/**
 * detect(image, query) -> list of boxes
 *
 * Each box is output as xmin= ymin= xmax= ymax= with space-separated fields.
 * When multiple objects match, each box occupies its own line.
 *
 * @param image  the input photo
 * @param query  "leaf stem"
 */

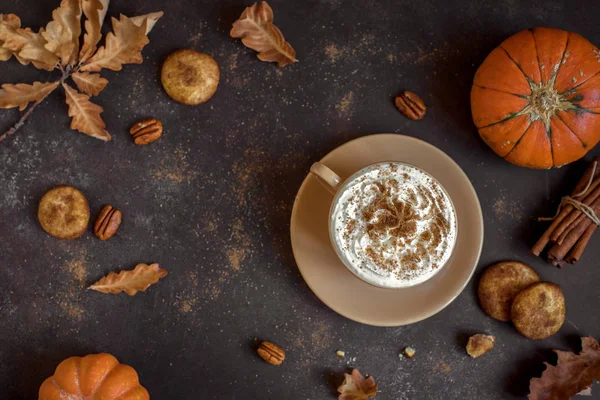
xmin=0 ymin=82 xmax=61 ymax=142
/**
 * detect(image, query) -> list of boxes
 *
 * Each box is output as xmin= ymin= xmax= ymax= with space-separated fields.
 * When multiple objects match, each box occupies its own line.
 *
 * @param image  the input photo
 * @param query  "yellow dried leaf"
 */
xmin=0 ymin=81 xmax=59 ymax=111
xmin=80 ymin=14 xmax=154 ymax=72
xmin=62 ymin=82 xmax=110 ymax=141
xmin=71 ymin=71 xmax=108 ymax=96
xmin=0 ymin=14 xmax=21 ymax=61
xmin=230 ymin=2 xmax=296 ymax=67
xmin=129 ymin=11 xmax=164 ymax=35
xmin=337 ymin=369 xmax=378 ymax=400
xmin=0 ymin=21 xmax=58 ymax=71
xmin=42 ymin=0 xmax=81 ymax=65
xmin=79 ymin=0 xmax=110 ymax=62
xmin=89 ymin=263 xmax=168 ymax=296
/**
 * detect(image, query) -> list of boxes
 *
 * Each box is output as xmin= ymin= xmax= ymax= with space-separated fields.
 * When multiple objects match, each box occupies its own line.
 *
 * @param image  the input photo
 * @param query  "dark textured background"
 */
xmin=1 ymin=0 xmax=600 ymax=399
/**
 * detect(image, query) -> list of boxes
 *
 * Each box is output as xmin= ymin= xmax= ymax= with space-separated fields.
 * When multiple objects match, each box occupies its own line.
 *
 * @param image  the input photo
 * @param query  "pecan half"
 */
xmin=395 ymin=91 xmax=426 ymax=120
xmin=130 ymin=118 xmax=163 ymax=145
xmin=257 ymin=341 xmax=285 ymax=365
xmin=94 ymin=205 xmax=122 ymax=240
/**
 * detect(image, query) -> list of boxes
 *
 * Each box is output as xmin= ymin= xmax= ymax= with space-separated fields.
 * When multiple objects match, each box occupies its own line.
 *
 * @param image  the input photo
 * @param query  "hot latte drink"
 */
xmin=330 ymin=162 xmax=457 ymax=288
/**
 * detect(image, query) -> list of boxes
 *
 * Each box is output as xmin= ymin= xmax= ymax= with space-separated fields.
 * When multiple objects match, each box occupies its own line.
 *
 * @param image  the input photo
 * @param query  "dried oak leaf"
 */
xmin=89 ymin=263 xmax=167 ymax=296
xmin=230 ymin=1 xmax=297 ymax=67
xmin=130 ymin=12 xmax=164 ymax=35
xmin=71 ymin=71 xmax=108 ymax=96
xmin=0 ymin=14 xmax=20 ymax=61
xmin=0 ymin=16 xmax=59 ymax=70
xmin=529 ymin=337 xmax=600 ymax=400
xmin=79 ymin=0 xmax=110 ymax=62
xmin=80 ymin=13 xmax=162 ymax=72
xmin=42 ymin=0 xmax=81 ymax=66
xmin=0 ymin=1 xmax=162 ymax=143
xmin=337 ymin=369 xmax=378 ymax=400
xmin=0 ymin=81 xmax=59 ymax=111
xmin=62 ymin=82 xmax=110 ymax=141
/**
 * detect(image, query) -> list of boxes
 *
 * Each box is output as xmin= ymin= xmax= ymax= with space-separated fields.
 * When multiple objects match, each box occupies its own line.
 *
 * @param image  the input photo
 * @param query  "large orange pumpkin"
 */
xmin=471 ymin=27 xmax=600 ymax=168
xmin=38 ymin=353 xmax=149 ymax=400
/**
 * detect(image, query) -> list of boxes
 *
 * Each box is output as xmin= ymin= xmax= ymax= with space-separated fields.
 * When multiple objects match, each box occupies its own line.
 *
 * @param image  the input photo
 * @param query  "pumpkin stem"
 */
xmin=520 ymin=81 xmax=574 ymax=129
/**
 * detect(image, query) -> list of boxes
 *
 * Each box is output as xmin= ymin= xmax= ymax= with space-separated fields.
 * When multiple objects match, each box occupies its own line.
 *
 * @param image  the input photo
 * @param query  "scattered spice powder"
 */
xmin=335 ymin=91 xmax=354 ymax=117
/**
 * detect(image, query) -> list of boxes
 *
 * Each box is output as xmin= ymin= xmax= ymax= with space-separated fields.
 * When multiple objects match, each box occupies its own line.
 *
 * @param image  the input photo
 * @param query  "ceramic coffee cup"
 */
xmin=310 ymin=161 xmax=458 ymax=289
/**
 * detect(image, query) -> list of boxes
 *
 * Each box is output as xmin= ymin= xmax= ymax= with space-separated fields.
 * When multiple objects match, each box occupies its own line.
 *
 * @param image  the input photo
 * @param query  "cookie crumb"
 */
xmin=402 ymin=346 xmax=416 ymax=359
xmin=466 ymin=334 xmax=495 ymax=358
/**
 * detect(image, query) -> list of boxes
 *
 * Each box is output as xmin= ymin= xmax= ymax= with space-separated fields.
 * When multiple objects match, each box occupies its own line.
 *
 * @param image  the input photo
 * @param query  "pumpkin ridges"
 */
xmin=532 ymin=27 xmax=569 ymax=84
xmin=549 ymin=116 xmax=588 ymax=167
xmin=473 ymin=46 xmax=532 ymax=95
xmin=565 ymin=70 xmax=600 ymax=109
xmin=94 ymin=364 xmax=143 ymax=399
xmin=530 ymin=28 xmax=545 ymax=85
xmin=558 ymin=110 xmax=600 ymax=149
xmin=472 ymin=84 xmax=528 ymax=98
xmin=504 ymin=120 xmax=553 ymax=168
xmin=52 ymin=356 xmax=83 ymax=396
xmin=80 ymin=353 xmax=120 ymax=397
xmin=545 ymin=34 xmax=570 ymax=91
xmin=38 ymin=378 xmax=64 ymax=400
xmin=500 ymin=29 xmax=541 ymax=84
xmin=471 ymin=85 xmax=529 ymax=128
xmin=500 ymin=47 xmax=535 ymax=86
xmin=477 ymin=114 xmax=531 ymax=157
xmin=555 ymin=32 xmax=600 ymax=94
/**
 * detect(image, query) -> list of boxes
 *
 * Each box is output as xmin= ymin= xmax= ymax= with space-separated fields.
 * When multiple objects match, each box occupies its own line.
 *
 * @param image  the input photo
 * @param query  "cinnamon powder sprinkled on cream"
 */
xmin=331 ymin=163 xmax=456 ymax=288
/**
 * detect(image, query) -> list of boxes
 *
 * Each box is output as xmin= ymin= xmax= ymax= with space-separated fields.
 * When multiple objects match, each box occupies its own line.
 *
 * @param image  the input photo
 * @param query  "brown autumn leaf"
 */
xmin=42 ymin=0 xmax=81 ymax=66
xmin=89 ymin=263 xmax=168 ymax=296
xmin=0 ymin=17 xmax=59 ymax=71
xmin=62 ymin=82 xmax=110 ymax=141
xmin=0 ymin=81 xmax=59 ymax=111
xmin=0 ymin=14 xmax=20 ymax=61
xmin=130 ymin=12 xmax=164 ymax=35
xmin=0 ymin=1 xmax=163 ymax=143
xmin=79 ymin=0 xmax=110 ymax=62
xmin=337 ymin=369 xmax=378 ymax=400
xmin=230 ymin=2 xmax=297 ymax=67
xmin=80 ymin=13 xmax=160 ymax=72
xmin=71 ymin=71 xmax=108 ymax=96
xmin=529 ymin=337 xmax=600 ymax=400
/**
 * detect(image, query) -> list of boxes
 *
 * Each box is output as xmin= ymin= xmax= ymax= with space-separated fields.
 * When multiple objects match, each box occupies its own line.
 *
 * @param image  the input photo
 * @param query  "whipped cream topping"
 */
xmin=330 ymin=162 xmax=457 ymax=288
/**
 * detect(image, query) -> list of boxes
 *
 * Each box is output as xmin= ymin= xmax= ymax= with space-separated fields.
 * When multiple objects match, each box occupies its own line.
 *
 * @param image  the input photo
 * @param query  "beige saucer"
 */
xmin=290 ymin=134 xmax=484 ymax=326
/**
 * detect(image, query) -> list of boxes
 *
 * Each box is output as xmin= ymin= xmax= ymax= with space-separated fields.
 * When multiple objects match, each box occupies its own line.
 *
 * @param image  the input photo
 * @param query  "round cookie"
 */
xmin=477 ymin=261 xmax=540 ymax=321
xmin=511 ymin=282 xmax=566 ymax=340
xmin=38 ymin=186 xmax=90 ymax=240
xmin=161 ymin=49 xmax=220 ymax=105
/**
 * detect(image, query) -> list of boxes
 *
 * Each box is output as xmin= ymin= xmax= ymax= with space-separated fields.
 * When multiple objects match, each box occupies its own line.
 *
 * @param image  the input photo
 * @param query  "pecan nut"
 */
xmin=257 ymin=341 xmax=285 ymax=365
xmin=94 ymin=205 xmax=122 ymax=240
xmin=395 ymin=91 xmax=426 ymax=120
xmin=130 ymin=118 xmax=163 ymax=145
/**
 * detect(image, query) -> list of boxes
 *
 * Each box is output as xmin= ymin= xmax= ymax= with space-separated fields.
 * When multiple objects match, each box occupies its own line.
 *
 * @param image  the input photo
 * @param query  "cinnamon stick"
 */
xmin=547 ymin=197 xmax=600 ymax=264
xmin=556 ymin=212 xmax=588 ymax=245
xmin=550 ymin=177 xmax=600 ymax=243
xmin=566 ymin=223 xmax=597 ymax=263
xmin=531 ymin=157 xmax=600 ymax=256
xmin=531 ymin=209 xmax=571 ymax=256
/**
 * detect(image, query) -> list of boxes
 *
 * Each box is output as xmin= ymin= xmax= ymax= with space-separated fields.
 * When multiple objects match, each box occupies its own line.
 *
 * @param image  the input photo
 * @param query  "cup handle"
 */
xmin=310 ymin=162 xmax=342 ymax=195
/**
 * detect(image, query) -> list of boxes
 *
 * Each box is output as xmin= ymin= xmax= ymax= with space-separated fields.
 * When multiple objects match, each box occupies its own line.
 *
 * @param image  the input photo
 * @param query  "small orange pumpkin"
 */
xmin=471 ymin=27 xmax=600 ymax=168
xmin=38 ymin=353 xmax=149 ymax=400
